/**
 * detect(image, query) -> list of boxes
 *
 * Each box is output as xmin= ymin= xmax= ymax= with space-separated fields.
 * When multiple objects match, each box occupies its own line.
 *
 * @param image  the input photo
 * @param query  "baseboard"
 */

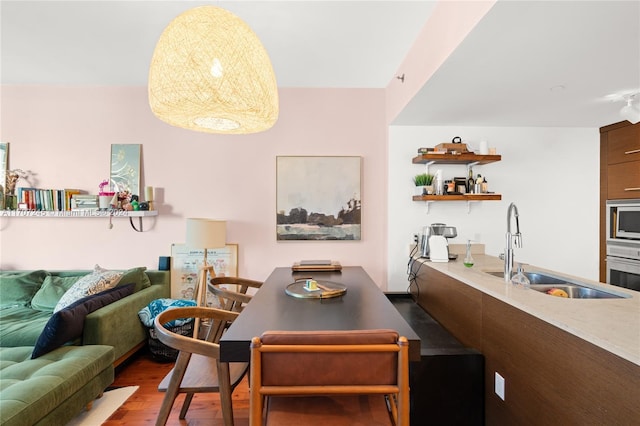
xmin=113 ymin=342 xmax=145 ymax=368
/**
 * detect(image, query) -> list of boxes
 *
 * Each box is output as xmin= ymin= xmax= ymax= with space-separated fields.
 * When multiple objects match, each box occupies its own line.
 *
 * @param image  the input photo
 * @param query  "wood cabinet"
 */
xmin=607 ymin=124 xmax=640 ymax=165
xmin=599 ymin=121 xmax=640 ymax=281
xmin=605 ymin=123 xmax=640 ymax=198
xmin=608 ymin=161 xmax=640 ymax=199
xmin=411 ymin=262 xmax=640 ymax=425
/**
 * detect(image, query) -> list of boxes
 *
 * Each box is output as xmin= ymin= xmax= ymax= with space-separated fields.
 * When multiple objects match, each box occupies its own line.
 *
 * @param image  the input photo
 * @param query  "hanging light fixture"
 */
xmin=148 ymin=6 xmax=279 ymax=134
xmin=620 ymin=93 xmax=640 ymax=125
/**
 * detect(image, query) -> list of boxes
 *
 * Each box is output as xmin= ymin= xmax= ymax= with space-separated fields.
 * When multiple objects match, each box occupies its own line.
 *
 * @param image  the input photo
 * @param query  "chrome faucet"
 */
xmin=504 ymin=202 xmax=522 ymax=283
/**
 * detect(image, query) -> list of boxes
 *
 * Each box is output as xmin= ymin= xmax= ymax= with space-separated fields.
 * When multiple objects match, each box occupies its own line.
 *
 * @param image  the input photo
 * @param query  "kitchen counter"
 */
xmin=414 ymin=254 xmax=639 ymax=366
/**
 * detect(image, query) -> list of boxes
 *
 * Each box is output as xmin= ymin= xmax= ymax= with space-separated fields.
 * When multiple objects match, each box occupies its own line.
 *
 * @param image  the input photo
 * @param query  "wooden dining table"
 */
xmin=219 ymin=266 xmax=421 ymax=362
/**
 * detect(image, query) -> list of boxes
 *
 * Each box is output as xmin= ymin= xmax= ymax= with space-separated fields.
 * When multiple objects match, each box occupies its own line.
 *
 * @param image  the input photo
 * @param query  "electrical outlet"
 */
xmin=413 ymin=234 xmax=419 ymax=243
xmin=495 ymin=372 xmax=505 ymax=401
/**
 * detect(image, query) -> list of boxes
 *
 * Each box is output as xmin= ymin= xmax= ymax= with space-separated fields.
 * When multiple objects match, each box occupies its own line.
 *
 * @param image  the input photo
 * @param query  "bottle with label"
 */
xmin=481 ymin=176 xmax=488 ymax=193
xmin=474 ymin=174 xmax=483 ymax=194
xmin=467 ymin=168 xmax=475 ymax=193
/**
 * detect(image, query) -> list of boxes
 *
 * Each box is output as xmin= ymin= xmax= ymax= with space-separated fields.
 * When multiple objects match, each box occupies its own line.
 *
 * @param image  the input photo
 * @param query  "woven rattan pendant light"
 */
xmin=148 ymin=6 xmax=278 ymax=134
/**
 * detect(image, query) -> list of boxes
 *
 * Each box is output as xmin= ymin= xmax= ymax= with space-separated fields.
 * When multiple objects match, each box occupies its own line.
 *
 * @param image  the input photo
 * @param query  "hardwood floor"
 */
xmin=103 ymin=350 xmax=250 ymax=425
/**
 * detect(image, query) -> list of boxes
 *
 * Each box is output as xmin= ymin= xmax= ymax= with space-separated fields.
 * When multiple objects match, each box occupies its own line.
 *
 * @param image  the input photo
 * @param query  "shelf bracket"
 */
xmin=425 ymin=201 xmax=432 ymax=214
xmin=466 ymin=161 xmax=479 ymax=174
xmin=424 ymin=160 xmax=436 ymax=175
xmin=129 ymin=216 xmax=144 ymax=232
xmin=466 ymin=201 xmax=472 ymax=214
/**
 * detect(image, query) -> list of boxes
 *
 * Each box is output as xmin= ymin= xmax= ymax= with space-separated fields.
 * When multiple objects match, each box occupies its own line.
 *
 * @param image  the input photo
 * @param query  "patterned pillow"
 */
xmin=53 ymin=265 xmax=123 ymax=313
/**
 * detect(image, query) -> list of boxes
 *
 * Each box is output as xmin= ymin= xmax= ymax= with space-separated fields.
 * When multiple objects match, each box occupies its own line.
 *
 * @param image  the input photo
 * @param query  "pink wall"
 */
xmin=0 ymin=86 xmax=390 ymax=288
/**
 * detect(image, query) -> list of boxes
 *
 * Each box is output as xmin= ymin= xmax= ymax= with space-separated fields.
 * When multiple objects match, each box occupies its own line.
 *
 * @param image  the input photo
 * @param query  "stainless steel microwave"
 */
xmin=607 ymin=200 xmax=640 ymax=241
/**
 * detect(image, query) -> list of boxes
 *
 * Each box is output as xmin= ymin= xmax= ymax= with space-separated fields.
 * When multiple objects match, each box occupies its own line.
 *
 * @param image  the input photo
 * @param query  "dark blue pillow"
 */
xmin=31 ymin=283 xmax=135 ymax=358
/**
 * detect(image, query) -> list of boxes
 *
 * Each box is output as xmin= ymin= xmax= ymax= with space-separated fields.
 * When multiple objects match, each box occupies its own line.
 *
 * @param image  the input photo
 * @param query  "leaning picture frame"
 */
xmin=110 ymin=143 xmax=141 ymax=198
xmin=170 ymin=243 xmax=239 ymax=306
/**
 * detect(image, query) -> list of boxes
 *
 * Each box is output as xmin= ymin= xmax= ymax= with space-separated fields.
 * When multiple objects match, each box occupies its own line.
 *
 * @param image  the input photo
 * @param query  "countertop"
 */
xmin=414 ymin=254 xmax=640 ymax=366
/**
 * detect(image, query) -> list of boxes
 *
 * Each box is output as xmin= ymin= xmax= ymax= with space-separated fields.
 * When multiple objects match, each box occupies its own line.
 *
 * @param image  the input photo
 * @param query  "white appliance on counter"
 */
xmin=419 ymin=223 xmax=458 ymax=262
xmin=606 ymin=199 xmax=640 ymax=291
xmin=428 ymin=235 xmax=450 ymax=262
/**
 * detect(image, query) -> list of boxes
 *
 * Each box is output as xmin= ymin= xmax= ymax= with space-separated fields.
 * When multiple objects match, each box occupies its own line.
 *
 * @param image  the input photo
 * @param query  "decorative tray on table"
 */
xmin=285 ymin=279 xmax=347 ymax=299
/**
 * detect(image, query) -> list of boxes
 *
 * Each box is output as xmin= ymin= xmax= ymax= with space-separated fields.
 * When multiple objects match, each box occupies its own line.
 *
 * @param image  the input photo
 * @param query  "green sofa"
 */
xmin=0 ymin=268 xmax=171 ymax=425
xmin=0 ymin=345 xmax=114 ymax=426
xmin=0 ymin=269 xmax=171 ymax=364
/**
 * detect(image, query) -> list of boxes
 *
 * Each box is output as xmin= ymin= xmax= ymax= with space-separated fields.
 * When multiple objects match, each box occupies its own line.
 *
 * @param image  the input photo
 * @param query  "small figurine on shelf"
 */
xmin=118 ymin=190 xmax=132 ymax=211
xmin=130 ymin=195 xmax=140 ymax=211
xmin=109 ymin=192 xmax=119 ymax=209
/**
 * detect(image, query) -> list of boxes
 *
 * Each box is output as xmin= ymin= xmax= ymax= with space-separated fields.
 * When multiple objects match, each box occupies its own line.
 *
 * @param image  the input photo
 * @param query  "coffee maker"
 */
xmin=419 ymin=223 xmax=458 ymax=261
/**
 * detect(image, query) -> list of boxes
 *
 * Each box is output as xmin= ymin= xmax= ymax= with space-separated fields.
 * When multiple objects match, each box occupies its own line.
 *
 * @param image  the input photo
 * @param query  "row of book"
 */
xmin=15 ymin=187 xmax=99 ymax=211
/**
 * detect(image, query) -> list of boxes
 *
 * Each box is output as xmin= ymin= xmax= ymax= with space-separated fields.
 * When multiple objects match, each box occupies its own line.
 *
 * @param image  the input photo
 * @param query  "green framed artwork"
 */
xmin=110 ymin=144 xmax=141 ymax=197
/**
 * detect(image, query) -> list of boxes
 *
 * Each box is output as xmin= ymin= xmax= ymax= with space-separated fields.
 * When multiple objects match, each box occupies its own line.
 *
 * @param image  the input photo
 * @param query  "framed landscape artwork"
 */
xmin=276 ymin=156 xmax=361 ymax=240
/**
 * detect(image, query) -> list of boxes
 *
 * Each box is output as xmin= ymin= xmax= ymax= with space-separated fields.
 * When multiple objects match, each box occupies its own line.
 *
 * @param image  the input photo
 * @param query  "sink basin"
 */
xmin=484 ymin=271 xmax=566 ymax=285
xmin=483 ymin=271 xmax=630 ymax=299
xmin=530 ymin=284 xmax=625 ymax=299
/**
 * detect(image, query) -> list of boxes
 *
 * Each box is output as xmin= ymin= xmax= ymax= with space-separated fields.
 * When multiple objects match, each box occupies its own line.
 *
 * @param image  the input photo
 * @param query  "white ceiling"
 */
xmin=1 ymin=0 xmax=639 ymax=128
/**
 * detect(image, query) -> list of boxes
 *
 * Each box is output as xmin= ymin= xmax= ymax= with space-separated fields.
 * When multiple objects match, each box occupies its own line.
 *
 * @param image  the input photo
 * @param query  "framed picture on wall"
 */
xmin=110 ymin=144 xmax=141 ymax=198
xmin=276 ymin=156 xmax=361 ymax=240
xmin=170 ymin=243 xmax=239 ymax=306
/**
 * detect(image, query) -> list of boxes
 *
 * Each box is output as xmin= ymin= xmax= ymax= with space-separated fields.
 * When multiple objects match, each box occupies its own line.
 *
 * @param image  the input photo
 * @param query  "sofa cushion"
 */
xmin=30 ymin=275 xmax=82 ymax=312
xmin=53 ymin=265 xmax=123 ymax=313
xmin=32 ymin=284 xmax=135 ymax=358
xmin=0 ymin=270 xmax=49 ymax=308
xmin=0 ymin=345 xmax=114 ymax=426
xmin=117 ymin=266 xmax=152 ymax=293
xmin=0 ymin=306 xmax=52 ymax=347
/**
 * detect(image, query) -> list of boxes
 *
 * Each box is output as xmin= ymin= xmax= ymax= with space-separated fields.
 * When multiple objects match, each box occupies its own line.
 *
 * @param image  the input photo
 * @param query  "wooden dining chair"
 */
xmin=209 ymin=276 xmax=263 ymax=313
xmin=154 ymin=306 xmax=249 ymax=426
xmin=249 ymin=329 xmax=410 ymax=426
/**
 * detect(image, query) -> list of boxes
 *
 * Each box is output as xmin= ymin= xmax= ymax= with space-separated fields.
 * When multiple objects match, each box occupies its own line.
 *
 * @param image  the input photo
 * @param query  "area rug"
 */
xmin=67 ymin=386 xmax=138 ymax=426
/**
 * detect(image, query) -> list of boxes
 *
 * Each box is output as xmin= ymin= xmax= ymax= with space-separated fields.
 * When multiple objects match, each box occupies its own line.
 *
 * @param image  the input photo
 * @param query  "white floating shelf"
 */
xmin=1 ymin=210 xmax=158 ymax=218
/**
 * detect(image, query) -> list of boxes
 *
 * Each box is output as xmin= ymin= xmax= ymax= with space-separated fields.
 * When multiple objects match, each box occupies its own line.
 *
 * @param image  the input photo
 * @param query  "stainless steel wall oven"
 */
xmin=606 ymin=199 xmax=640 ymax=291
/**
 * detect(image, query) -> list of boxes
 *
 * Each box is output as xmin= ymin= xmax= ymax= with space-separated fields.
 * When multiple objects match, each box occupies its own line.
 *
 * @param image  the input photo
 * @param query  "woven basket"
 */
xmin=147 ymin=322 xmax=194 ymax=362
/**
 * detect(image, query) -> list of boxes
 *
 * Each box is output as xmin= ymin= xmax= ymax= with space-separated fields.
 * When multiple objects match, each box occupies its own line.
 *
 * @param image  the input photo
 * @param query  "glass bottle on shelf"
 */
xmin=463 ymin=240 xmax=474 ymax=267
xmin=467 ymin=168 xmax=474 ymax=193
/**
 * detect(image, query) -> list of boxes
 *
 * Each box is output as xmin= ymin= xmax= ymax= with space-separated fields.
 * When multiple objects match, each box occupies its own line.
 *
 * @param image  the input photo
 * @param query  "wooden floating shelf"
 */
xmin=412 ymin=194 xmax=502 ymax=201
xmin=412 ymin=153 xmax=501 ymax=165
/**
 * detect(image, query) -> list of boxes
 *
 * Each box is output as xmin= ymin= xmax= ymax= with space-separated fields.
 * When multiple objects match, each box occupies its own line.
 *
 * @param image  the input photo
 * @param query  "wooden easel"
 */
xmin=192 ymin=262 xmax=214 ymax=339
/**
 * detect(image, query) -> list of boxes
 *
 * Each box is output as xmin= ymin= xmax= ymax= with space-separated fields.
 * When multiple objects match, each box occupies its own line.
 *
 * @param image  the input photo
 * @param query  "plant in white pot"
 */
xmin=413 ymin=173 xmax=434 ymax=195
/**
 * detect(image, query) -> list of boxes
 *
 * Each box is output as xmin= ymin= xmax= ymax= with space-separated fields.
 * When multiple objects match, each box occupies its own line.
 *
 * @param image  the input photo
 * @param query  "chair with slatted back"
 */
xmin=249 ymin=329 xmax=410 ymax=426
xmin=209 ymin=276 xmax=263 ymax=313
xmin=154 ymin=306 xmax=249 ymax=426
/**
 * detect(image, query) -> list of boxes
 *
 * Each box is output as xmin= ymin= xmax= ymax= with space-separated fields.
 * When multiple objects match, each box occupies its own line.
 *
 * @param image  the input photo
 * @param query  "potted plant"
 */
xmin=413 ymin=173 xmax=434 ymax=195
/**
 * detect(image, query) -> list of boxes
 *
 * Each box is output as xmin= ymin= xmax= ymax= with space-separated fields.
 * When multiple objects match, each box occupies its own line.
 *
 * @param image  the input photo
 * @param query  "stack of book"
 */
xmin=70 ymin=194 xmax=99 ymax=211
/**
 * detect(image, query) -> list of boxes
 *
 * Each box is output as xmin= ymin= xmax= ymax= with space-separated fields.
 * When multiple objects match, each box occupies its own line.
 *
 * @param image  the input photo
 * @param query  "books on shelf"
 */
xmin=15 ymin=187 xmax=88 ymax=211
